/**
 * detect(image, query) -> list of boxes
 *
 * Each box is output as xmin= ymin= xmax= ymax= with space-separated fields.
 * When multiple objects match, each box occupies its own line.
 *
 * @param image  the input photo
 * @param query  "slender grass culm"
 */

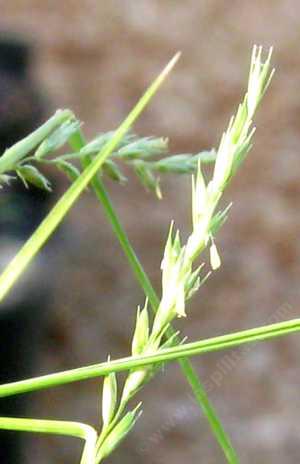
xmin=0 ymin=46 xmax=298 ymax=463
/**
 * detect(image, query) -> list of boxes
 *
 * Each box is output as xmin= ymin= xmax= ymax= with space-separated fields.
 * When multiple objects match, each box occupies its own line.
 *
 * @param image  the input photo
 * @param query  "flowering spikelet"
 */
xmin=97 ymin=46 xmax=274 ymax=464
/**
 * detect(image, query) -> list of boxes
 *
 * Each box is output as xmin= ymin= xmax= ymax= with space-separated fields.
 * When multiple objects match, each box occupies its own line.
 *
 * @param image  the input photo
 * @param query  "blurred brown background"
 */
xmin=1 ymin=1 xmax=300 ymax=463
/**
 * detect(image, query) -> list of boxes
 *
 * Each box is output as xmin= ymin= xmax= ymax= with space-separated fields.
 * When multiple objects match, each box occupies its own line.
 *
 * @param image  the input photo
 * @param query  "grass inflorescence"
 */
xmin=0 ymin=46 xmax=297 ymax=464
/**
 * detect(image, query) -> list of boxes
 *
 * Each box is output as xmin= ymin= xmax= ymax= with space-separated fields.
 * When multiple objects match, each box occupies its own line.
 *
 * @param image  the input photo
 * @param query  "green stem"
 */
xmin=69 ymin=132 xmax=158 ymax=307
xmin=0 ymin=417 xmax=97 ymax=464
xmin=68 ymin=130 xmax=239 ymax=463
xmin=0 ymin=318 xmax=299 ymax=398
xmin=0 ymin=416 xmax=95 ymax=439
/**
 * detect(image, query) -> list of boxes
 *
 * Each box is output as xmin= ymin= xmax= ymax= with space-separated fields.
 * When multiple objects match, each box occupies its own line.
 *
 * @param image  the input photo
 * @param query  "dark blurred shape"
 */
xmin=0 ymin=34 xmax=50 ymax=463
xmin=0 ymin=37 xmax=29 ymax=78
xmin=0 ymin=34 xmax=49 ymax=238
xmin=0 ymin=35 xmax=44 ymax=154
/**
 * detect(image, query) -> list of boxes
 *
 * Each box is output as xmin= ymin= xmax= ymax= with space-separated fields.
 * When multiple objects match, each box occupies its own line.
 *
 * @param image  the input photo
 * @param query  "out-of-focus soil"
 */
xmin=2 ymin=2 xmax=300 ymax=463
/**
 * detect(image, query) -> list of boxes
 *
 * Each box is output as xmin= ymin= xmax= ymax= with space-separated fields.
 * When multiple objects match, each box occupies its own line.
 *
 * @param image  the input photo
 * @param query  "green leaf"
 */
xmin=102 ymin=372 xmax=118 ymax=427
xmin=117 ymin=136 xmax=168 ymax=160
xmin=0 ymin=109 xmax=74 ymax=175
xmin=133 ymin=160 xmax=161 ymax=198
xmin=97 ymin=405 xmax=141 ymax=462
xmin=34 ymin=120 xmax=81 ymax=159
xmin=131 ymin=301 xmax=150 ymax=355
xmin=79 ymin=132 xmax=134 ymax=157
xmin=185 ymin=264 xmax=204 ymax=300
xmin=56 ymin=160 xmax=81 ymax=182
xmin=102 ymin=159 xmax=127 ymax=183
xmin=209 ymin=203 xmax=232 ymax=236
xmin=16 ymin=165 xmax=52 ymax=191
xmin=155 ymin=154 xmax=193 ymax=173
